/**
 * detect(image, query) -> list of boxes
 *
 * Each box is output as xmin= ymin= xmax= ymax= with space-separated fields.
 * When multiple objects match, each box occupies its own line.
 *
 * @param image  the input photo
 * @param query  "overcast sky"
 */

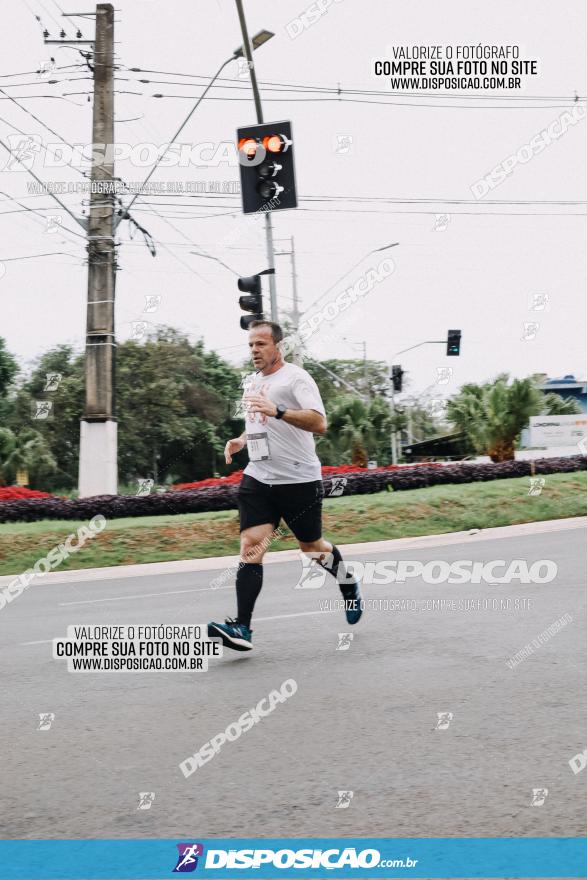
xmin=1 ymin=0 xmax=586 ymax=399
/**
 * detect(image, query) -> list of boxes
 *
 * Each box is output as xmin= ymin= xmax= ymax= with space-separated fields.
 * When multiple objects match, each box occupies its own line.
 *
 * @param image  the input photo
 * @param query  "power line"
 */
xmin=0 ymin=76 xmax=92 ymax=88
xmin=0 ymin=189 xmax=87 ymax=245
xmin=36 ymin=0 xmax=64 ymax=31
xmin=0 ymin=250 xmax=80 ymax=262
xmin=0 ymin=134 xmax=84 ymax=229
xmin=122 ymin=67 xmax=585 ymax=103
xmin=112 ymin=89 xmax=577 ymax=110
xmin=123 ymin=54 xmax=236 ymax=214
xmin=0 ymin=64 xmax=84 ymax=78
xmin=0 ymin=110 xmax=90 ymax=180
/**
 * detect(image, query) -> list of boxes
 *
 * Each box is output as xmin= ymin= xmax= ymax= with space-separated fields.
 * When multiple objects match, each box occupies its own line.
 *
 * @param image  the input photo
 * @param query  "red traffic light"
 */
xmin=262 ymin=133 xmax=290 ymax=153
xmin=238 ymin=137 xmax=259 ymax=160
xmin=236 ymin=121 xmax=297 ymax=213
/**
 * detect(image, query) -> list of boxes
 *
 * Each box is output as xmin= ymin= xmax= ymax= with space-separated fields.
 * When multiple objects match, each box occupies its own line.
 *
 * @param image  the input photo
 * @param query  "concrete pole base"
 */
xmin=78 ymin=420 xmax=118 ymax=498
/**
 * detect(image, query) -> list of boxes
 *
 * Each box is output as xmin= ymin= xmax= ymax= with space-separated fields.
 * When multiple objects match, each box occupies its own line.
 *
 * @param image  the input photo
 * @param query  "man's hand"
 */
xmin=244 ymin=387 xmax=277 ymax=418
xmin=224 ymin=436 xmax=245 ymax=464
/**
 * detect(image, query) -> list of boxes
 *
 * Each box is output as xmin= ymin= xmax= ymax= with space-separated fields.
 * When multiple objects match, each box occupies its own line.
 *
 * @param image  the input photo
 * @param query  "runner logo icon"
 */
xmin=173 ymin=843 xmax=204 ymax=872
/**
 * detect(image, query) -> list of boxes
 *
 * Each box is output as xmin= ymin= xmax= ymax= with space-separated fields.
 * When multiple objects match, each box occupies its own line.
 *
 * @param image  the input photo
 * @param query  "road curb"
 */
xmin=1 ymin=515 xmax=586 ymax=587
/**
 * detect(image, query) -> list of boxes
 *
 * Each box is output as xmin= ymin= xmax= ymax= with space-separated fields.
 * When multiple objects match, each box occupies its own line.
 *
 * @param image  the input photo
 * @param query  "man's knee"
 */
xmin=240 ymin=532 xmax=270 ymax=562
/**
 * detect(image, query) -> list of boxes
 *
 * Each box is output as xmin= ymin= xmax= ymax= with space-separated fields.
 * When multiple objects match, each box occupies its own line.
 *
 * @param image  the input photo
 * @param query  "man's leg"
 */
xmin=279 ymin=479 xmax=362 ymax=624
xmin=297 ymin=537 xmax=351 ymax=586
xmin=298 ymin=537 xmax=363 ymax=625
xmin=207 ymin=522 xmax=276 ymax=651
xmin=236 ymin=523 xmax=275 ymax=627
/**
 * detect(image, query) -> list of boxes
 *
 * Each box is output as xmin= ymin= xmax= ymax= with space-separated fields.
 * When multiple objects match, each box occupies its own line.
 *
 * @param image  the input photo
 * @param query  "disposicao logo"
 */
xmin=173 ymin=843 xmax=204 ymax=872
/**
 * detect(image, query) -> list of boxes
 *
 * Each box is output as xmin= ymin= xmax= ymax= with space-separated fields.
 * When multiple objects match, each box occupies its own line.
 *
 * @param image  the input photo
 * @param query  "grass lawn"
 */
xmin=1 ymin=471 xmax=586 ymax=576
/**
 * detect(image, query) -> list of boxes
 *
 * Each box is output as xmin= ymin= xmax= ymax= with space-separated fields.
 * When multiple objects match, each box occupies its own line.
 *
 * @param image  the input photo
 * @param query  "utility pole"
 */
xmin=390 ymin=393 xmax=398 ymax=465
xmin=360 ymin=341 xmax=368 ymax=390
xmin=406 ymin=406 xmax=413 ymax=445
xmin=274 ymin=237 xmax=302 ymax=365
xmin=290 ymin=236 xmax=300 ymax=331
xmin=289 ymin=236 xmax=302 ymax=366
xmin=234 ymin=0 xmax=278 ymax=322
xmin=78 ymin=2 xmax=117 ymax=497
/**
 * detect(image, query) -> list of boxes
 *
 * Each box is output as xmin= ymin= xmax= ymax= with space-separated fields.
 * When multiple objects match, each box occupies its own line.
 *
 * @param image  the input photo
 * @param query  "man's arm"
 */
xmin=244 ymin=393 xmax=326 ymax=434
xmin=224 ymin=431 xmax=248 ymax=464
xmin=281 ymin=408 xmax=327 ymax=434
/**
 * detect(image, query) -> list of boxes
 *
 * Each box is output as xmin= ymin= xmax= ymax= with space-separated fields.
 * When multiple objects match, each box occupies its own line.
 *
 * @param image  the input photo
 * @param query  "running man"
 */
xmin=207 ymin=320 xmax=363 ymax=651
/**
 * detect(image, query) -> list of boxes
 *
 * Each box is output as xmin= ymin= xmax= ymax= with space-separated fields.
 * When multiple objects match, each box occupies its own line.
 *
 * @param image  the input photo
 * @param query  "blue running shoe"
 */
xmin=208 ymin=617 xmax=253 ymax=652
xmin=340 ymin=580 xmax=363 ymax=625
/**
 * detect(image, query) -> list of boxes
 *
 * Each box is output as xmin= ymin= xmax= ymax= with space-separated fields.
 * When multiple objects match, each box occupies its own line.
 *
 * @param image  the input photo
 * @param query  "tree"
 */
xmin=2 ymin=330 xmax=244 ymax=489
xmin=446 ymin=374 xmax=581 ymax=462
xmin=5 ymin=344 xmax=84 ymax=489
xmin=317 ymin=395 xmax=393 ymax=466
xmin=0 ymin=427 xmax=56 ymax=486
xmin=115 ymin=328 xmax=242 ymax=485
xmin=0 ymin=338 xmax=19 ymax=423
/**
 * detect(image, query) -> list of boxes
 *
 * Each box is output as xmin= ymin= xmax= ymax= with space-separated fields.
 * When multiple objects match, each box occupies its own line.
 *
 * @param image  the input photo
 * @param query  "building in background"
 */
xmin=538 ymin=375 xmax=587 ymax=412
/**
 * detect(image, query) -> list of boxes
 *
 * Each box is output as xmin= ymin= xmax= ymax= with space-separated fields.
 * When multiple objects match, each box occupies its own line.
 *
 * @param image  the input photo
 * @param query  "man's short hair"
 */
xmin=249 ymin=320 xmax=284 ymax=344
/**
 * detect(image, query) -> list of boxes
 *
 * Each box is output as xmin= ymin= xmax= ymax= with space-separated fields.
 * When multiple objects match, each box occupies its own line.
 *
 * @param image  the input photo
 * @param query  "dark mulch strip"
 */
xmin=1 ymin=456 xmax=586 ymax=524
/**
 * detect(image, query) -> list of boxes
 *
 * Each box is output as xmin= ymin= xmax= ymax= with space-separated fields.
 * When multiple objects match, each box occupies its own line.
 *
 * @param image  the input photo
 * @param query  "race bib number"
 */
xmin=247 ymin=432 xmax=271 ymax=461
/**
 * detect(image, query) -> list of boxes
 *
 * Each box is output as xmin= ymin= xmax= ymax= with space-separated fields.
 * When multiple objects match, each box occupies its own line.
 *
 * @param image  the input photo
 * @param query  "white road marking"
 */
xmin=58 ymin=583 xmax=232 ymax=606
xmin=254 ymin=610 xmax=329 ymax=622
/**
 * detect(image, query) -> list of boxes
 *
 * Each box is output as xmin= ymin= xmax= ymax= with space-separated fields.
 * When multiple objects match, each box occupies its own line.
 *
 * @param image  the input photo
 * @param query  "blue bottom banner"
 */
xmin=1 ymin=838 xmax=587 ymax=879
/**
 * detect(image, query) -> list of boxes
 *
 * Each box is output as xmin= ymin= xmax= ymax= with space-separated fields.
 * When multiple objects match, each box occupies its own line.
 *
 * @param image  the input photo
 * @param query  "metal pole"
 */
xmin=264 ymin=215 xmax=278 ymax=323
xmin=362 ymin=341 xmax=368 ymax=391
xmin=233 ymin=0 xmax=278 ymax=322
xmin=78 ymin=2 xmax=117 ymax=497
xmin=390 ymin=391 xmax=398 ymax=465
xmin=290 ymin=235 xmax=302 ymax=366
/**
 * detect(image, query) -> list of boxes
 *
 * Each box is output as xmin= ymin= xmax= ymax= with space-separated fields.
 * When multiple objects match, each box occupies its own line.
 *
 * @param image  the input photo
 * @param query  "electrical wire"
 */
xmin=122 ymin=67 xmax=585 ymax=103
xmin=0 ymin=134 xmax=84 ymax=230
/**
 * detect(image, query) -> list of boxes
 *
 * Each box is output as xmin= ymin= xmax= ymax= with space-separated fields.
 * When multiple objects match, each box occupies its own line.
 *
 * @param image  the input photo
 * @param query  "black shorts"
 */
xmin=238 ymin=474 xmax=324 ymax=543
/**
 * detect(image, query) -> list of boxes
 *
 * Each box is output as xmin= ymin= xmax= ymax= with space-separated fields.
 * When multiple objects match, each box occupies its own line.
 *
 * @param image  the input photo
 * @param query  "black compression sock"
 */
xmin=316 ymin=545 xmax=356 ymax=591
xmin=236 ymin=562 xmax=263 ymax=628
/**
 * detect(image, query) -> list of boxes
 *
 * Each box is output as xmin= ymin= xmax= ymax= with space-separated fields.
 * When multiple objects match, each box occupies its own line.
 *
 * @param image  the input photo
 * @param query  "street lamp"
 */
xmin=233 ymin=29 xmax=274 ymax=57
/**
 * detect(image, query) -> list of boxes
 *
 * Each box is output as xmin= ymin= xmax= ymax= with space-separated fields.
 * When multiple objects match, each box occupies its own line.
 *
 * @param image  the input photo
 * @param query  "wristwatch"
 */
xmin=274 ymin=404 xmax=287 ymax=420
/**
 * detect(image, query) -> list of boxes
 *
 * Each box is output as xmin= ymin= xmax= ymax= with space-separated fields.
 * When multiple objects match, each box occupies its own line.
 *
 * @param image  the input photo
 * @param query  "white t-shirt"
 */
xmin=241 ymin=362 xmax=326 ymax=484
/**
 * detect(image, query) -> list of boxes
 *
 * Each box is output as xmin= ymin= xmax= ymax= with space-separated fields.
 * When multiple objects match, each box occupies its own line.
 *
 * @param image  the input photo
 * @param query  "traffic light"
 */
xmin=391 ymin=364 xmax=404 ymax=393
xmin=236 ymin=120 xmax=297 ymax=214
xmin=446 ymin=329 xmax=462 ymax=356
xmin=238 ymin=274 xmax=263 ymax=330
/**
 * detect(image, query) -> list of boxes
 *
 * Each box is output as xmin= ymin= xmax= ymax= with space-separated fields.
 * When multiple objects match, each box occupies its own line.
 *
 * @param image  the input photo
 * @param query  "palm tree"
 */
xmin=0 ymin=428 xmax=56 ymax=486
xmin=446 ymin=374 xmax=581 ymax=462
xmin=320 ymin=396 xmax=390 ymax=466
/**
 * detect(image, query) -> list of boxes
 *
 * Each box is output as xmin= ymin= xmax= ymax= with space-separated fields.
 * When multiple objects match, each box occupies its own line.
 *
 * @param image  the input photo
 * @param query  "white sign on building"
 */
xmin=529 ymin=414 xmax=587 ymax=447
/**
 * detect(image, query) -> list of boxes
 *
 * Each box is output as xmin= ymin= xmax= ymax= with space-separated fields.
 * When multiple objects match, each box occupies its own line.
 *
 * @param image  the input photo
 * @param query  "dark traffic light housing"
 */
xmin=237 ymin=121 xmax=297 ymax=214
xmin=446 ymin=329 xmax=462 ymax=356
xmin=391 ymin=364 xmax=404 ymax=393
xmin=238 ymin=274 xmax=263 ymax=330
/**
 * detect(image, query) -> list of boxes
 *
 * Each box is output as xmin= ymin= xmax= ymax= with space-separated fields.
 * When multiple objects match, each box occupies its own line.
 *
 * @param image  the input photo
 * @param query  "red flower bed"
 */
xmin=0 ymin=486 xmax=54 ymax=501
xmin=172 ymin=462 xmax=442 ymax=491
xmin=172 ymin=471 xmax=245 ymax=491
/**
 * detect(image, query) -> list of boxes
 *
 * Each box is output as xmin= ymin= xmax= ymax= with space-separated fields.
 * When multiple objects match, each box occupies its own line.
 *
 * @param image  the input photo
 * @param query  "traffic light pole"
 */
xmin=78 ymin=2 xmax=117 ymax=498
xmin=389 ymin=392 xmax=398 ymax=466
xmin=234 ymin=0 xmax=278 ymax=323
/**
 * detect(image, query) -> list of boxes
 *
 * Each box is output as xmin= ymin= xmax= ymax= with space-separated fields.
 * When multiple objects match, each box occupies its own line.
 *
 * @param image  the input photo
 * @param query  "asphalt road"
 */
xmin=1 ymin=522 xmax=586 ymax=842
